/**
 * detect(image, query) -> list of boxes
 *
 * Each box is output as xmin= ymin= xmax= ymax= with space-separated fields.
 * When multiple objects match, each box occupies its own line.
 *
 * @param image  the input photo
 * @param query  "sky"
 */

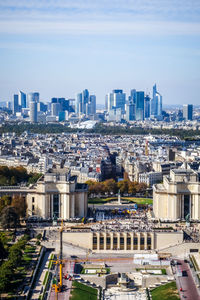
xmin=0 ymin=0 xmax=200 ymax=105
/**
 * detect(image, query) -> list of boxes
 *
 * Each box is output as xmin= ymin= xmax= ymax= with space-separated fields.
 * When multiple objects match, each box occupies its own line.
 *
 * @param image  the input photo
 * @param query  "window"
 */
xmin=32 ymin=197 xmax=35 ymax=203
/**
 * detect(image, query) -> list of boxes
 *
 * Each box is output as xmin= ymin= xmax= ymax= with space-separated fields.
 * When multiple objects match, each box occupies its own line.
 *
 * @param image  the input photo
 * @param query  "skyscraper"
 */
xmin=30 ymin=101 xmax=37 ymax=123
xmin=150 ymin=84 xmax=162 ymax=117
xmin=106 ymin=90 xmax=126 ymax=114
xmin=126 ymin=100 xmax=135 ymax=122
xmin=144 ymin=95 xmax=151 ymax=119
xmin=183 ymin=104 xmax=193 ymax=121
xmin=106 ymin=93 xmax=114 ymax=112
xmin=88 ymin=95 xmax=96 ymax=115
xmin=13 ymin=94 xmax=19 ymax=115
xmin=135 ymin=91 xmax=144 ymax=120
xmin=76 ymin=93 xmax=82 ymax=115
xmin=18 ymin=91 xmax=26 ymax=108
xmin=27 ymin=92 xmax=39 ymax=108
xmin=113 ymin=89 xmax=126 ymax=113
xmin=76 ymin=89 xmax=90 ymax=115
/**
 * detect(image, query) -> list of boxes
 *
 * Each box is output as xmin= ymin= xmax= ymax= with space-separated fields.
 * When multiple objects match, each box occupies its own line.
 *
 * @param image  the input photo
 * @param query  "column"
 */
xmin=104 ymin=233 xmax=107 ymax=251
xmin=137 ymin=233 xmax=140 ymax=250
xmin=124 ymin=233 xmax=127 ymax=251
xmin=97 ymin=233 xmax=100 ymax=250
xmin=71 ymin=195 xmax=75 ymax=218
xmin=144 ymin=233 xmax=147 ymax=251
xmin=151 ymin=233 xmax=155 ymax=250
xmin=110 ymin=233 xmax=113 ymax=250
xmin=117 ymin=233 xmax=120 ymax=251
xmin=131 ymin=232 xmax=133 ymax=251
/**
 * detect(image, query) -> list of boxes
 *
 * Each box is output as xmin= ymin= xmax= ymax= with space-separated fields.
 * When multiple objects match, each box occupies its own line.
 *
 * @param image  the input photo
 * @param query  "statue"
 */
xmin=118 ymin=189 xmax=121 ymax=205
xmin=185 ymin=213 xmax=190 ymax=223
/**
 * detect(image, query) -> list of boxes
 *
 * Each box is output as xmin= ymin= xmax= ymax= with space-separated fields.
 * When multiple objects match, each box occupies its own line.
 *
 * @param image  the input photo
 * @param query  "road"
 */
xmin=174 ymin=259 xmax=200 ymax=300
xmin=48 ymin=259 xmax=75 ymax=300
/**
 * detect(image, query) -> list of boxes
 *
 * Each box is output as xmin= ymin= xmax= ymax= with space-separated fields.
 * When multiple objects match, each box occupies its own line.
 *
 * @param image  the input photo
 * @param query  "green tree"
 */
xmin=0 ymin=206 xmax=19 ymax=229
xmin=0 ymin=240 xmax=6 ymax=260
xmin=0 ymin=261 xmax=13 ymax=292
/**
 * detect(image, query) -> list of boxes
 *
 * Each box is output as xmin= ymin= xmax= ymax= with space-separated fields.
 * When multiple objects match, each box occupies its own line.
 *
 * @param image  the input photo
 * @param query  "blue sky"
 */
xmin=0 ymin=0 xmax=200 ymax=105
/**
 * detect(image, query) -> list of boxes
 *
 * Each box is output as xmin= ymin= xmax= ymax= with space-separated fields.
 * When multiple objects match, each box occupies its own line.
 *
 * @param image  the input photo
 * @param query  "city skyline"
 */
xmin=0 ymin=1 xmax=200 ymax=104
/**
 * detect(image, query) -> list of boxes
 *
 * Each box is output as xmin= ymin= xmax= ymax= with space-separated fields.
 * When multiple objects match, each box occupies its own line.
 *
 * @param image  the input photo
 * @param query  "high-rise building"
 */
xmin=88 ymin=95 xmax=96 ymax=115
xmin=144 ymin=95 xmax=151 ymax=119
xmin=183 ymin=104 xmax=193 ymax=121
xmin=27 ymin=92 xmax=39 ymax=108
xmin=150 ymin=84 xmax=162 ymax=117
xmin=126 ymin=100 xmax=135 ymax=122
xmin=76 ymin=93 xmax=82 ymax=115
xmin=76 ymin=89 xmax=89 ymax=115
xmin=30 ymin=101 xmax=37 ymax=123
xmin=106 ymin=89 xmax=126 ymax=114
xmin=13 ymin=94 xmax=19 ymax=115
xmin=130 ymin=89 xmax=136 ymax=103
xmin=18 ymin=91 xmax=26 ymax=108
xmin=113 ymin=89 xmax=126 ymax=113
xmin=82 ymin=89 xmax=89 ymax=114
xmin=106 ymin=93 xmax=114 ymax=112
xmin=135 ymin=91 xmax=144 ymax=120
xmin=51 ymin=103 xmax=60 ymax=116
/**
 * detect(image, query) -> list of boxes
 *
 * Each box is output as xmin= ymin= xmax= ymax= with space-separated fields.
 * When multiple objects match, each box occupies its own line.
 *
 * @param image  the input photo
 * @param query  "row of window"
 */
xmin=93 ymin=236 xmax=152 ymax=250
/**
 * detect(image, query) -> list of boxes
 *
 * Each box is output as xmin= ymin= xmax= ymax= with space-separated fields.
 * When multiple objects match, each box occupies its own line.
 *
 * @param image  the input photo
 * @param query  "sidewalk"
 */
xmin=31 ymin=250 xmax=52 ymax=299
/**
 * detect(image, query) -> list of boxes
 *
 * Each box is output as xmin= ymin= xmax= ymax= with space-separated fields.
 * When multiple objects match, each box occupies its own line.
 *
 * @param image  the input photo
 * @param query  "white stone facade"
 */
xmin=26 ymin=173 xmax=88 ymax=219
xmin=153 ymin=168 xmax=200 ymax=221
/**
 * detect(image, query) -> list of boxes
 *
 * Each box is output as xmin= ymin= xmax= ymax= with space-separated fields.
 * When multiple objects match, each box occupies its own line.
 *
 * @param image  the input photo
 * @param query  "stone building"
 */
xmin=153 ymin=167 xmax=200 ymax=221
xmin=26 ymin=172 xmax=88 ymax=219
xmin=62 ymin=230 xmax=183 ymax=252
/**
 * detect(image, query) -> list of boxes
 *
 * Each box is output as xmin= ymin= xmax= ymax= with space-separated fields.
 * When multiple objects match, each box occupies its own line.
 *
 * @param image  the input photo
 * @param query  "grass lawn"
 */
xmin=71 ymin=281 xmax=98 ymax=300
xmin=151 ymin=282 xmax=180 ymax=300
xmin=88 ymin=196 xmax=152 ymax=205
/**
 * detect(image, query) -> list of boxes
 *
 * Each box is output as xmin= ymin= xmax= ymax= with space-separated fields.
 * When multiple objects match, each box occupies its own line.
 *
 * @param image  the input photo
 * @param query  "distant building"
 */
xmin=88 ymin=95 xmax=96 ymax=115
xmin=126 ymin=100 xmax=135 ymax=122
xmin=76 ymin=89 xmax=95 ymax=116
xmin=106 ymin=90 xmax=126 ymax=115
xmin=51 ymin=102 xmax=60 ymax=116
xmin=135 ymin=91 xmax=144 ymax=120
xmin=18 ymin=91 xmax=26 ymax=108
xmin=30 ymin=101 xmax=37 ymax=123
xmin=183 ymin=104 xmax=193 ymax=121
xmin=144 ymin=95 xmax=150 ymax=119
xmin=13 ymin=94 xmax=19 ymax=115
xmin=27 ymin=92 xmax=39 ymax=108
xmin=150 ymin=84 xmax=162 ymax=118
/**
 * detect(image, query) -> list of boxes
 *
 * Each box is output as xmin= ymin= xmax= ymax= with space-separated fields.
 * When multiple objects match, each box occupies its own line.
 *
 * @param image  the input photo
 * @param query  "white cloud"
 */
xmin=0 ymin=19 xmax=200 ymax=36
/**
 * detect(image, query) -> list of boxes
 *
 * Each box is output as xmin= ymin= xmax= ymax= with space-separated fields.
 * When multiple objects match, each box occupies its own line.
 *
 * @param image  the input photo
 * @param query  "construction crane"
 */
xmin=52 ymin=220 xmax=64 ymax=298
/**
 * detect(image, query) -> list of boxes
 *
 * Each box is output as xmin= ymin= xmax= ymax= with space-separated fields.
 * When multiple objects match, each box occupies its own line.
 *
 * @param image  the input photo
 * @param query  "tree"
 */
xmin=117 ymin=180 xmax=129 ymax=195
xmin=128 ymin=181 xmax=137 ymax=195
xmin=0 ymin=195 xmax=12 ymax=213
xmin=103 ymin=179 xmax=117 ymax=194
xmin=0 ymin=206 xmax=19 ymax=229
xmin=9 ymin=247 xmax=22 ymax=267
xmin=10 ymin=176 xmax=17 ymax=185
xmin=0 ymin=262 xmax=13 ymax=292
xmin=0 ymin=240 xmax=6 ymax=260
xmin=11 ymin=195 xmax=27 ymax=218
